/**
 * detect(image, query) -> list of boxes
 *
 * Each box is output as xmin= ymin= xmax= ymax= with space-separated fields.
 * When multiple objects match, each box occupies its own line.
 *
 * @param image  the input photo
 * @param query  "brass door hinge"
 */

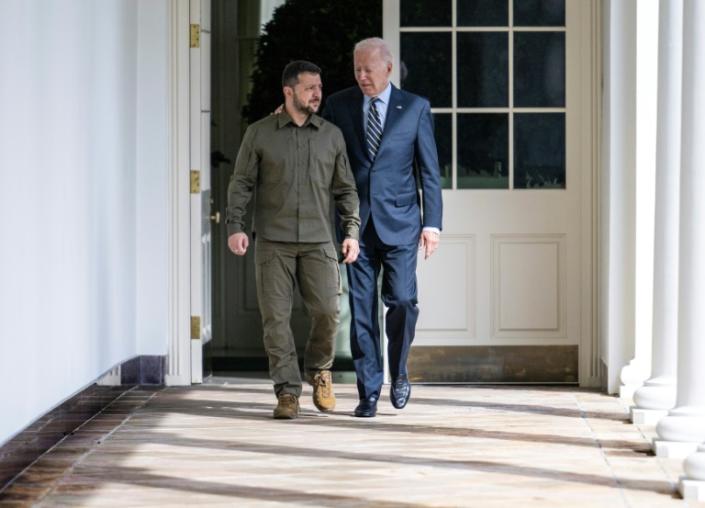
xmin=190 ymin=170 xmax=200 ymax=194
xmin=190 ymin=24 xmax=201 ymax=48
xmin=191 ymin=316 xmax=201 ymax=339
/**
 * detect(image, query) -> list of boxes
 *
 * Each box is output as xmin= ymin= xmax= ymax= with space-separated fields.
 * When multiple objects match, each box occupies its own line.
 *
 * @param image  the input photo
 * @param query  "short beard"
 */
xmin=293 ymin=94 xmax=318 ymax=115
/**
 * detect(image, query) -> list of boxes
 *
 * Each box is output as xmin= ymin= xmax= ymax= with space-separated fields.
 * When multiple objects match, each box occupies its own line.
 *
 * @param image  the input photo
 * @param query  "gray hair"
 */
xmin=354 ymin=37 xmax=393 ymax=65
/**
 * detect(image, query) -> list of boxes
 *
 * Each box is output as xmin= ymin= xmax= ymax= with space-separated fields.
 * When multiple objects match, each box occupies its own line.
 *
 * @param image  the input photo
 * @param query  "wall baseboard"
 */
xmin=0 ymin=385 xmax=128 ymax=491
xmin=408 ymin=346 xmax=579 ymax=384
xmin=120 ymin=355 xmax=167 ymax=385
xmin=0 ymin=355 xmax=166 ymax=492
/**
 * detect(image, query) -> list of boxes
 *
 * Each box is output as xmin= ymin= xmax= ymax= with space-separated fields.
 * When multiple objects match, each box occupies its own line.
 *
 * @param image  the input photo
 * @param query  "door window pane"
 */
xmin=401 ymin=33 xmax=452 ymax=107
xmin=513 ymin=0 xmax=565 ymax=26
xmin=396 ymin=2 xmax=567 ymax=191
xmin=514 ymin=32 xmax=565 ymax=107
xmin=434 ymin=114 xmax=452 ymax=189
xmin=514 ymin=113 xmax=565 ymax=189
xmin=458 ymin=114 xmax=509 ymax=189
xmin=458 ymin=0 xmax=508 ymax=26
xmin=401 ymin=0 xmax=452 ymax=26
xmin=458 ymin=32 xmax=508 ymax=107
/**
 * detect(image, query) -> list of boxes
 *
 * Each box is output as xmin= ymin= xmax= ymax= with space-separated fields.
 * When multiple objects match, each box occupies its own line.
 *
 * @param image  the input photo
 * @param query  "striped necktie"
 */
xmin=366 ymin=97 xmax=382 ymax=160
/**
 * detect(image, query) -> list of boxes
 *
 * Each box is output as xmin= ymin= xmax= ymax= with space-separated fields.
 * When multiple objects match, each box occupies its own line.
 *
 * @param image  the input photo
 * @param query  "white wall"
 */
xmin=0 ymin=0 xmax=170 ymax=445
xmin=136 ymin=0 xmax=170 ymax=355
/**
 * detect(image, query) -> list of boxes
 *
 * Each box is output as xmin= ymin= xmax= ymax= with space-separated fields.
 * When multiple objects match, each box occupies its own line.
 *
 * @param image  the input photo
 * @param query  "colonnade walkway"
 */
xmin=2 ymin=380 xmax=702 ymax=507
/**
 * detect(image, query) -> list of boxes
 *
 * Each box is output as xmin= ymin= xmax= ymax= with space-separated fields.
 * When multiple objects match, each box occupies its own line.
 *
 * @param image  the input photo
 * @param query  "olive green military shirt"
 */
xmin=226 ymin=112 xmax=360 ymax=243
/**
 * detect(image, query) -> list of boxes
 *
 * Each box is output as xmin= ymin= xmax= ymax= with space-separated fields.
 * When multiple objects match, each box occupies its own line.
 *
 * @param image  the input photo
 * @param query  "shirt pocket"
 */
xmin=309 ymin=139 xmax=335 ymax=187
xmin=259 ymin=150 xmax=287 ymax=184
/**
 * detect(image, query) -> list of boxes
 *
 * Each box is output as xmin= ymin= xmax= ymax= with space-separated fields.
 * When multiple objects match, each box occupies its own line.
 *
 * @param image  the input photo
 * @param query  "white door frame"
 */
xmin=188 ymin=0 xmax=213 ymax=384
xmin=579 ymin=0 xmax=602 ymax=388
xmin=383 ymin=0 xmax=602 ymax=387
xmin=165 ymin=0 xmax=193 ymax=386
xmin=164 ymin=0 xmax=603 ymax=388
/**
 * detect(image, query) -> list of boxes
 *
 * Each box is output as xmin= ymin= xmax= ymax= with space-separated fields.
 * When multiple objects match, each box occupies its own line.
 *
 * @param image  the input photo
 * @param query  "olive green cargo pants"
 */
xmin=255 ymin=239 xmax=342 ymax=397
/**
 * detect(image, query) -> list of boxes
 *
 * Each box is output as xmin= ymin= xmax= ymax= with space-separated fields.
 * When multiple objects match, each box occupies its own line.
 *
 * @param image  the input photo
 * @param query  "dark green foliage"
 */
xmin=243 ymin=0 xmax=382 ymax=125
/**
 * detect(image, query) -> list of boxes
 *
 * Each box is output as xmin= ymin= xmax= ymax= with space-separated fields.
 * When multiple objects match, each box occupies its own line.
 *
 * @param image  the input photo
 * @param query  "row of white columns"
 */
xmin=626 ymin=0 xmax=705 ymax=500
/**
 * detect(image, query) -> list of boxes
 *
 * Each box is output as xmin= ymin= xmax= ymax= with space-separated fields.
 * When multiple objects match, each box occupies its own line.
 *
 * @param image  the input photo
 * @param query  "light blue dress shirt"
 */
xmin=362 ymin=82 xmax=392 ymax=134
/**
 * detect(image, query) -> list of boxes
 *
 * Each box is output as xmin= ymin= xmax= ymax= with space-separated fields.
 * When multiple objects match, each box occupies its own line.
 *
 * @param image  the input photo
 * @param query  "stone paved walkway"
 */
xmin=1 ymin=380 xmax=703 ymax=507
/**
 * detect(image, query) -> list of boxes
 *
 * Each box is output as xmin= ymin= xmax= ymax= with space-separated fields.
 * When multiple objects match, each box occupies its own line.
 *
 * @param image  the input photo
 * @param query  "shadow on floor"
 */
xmin=138 ymin=393 xmax=651 ymax=452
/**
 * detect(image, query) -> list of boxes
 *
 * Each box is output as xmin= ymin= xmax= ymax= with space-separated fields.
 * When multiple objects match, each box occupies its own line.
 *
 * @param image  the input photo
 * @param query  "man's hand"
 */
xmin=228 ymin=233 xmax=249 ymax=256
xmin=419 ymin=230 xmax=440 ymax=260
xmin=341 ymin=238 xmax=360 ymax=264
xmin=272 ymin=104 xmax=284 ymax=115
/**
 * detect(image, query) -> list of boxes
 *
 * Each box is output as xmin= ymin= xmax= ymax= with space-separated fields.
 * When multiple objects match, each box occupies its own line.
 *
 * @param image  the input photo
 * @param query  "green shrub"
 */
xmin=243 ymin=0 xmax=382 ymax=124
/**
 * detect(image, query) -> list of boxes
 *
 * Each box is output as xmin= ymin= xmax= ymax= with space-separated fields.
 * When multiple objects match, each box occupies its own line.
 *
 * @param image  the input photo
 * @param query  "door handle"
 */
xmin=210 ymin=211 xmax=221 ymax=224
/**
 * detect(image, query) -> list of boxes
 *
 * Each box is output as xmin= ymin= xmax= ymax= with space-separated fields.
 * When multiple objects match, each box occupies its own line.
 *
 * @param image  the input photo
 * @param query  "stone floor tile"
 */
xmin=4 ymin=383 xmax=705 ymax=507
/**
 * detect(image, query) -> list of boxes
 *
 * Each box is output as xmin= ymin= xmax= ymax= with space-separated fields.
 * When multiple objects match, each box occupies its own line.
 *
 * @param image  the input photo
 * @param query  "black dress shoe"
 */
xmin=390 ymin=376 xmax=411 ymax=409
xmin=354 ymin=396 xmax=378 ymax=417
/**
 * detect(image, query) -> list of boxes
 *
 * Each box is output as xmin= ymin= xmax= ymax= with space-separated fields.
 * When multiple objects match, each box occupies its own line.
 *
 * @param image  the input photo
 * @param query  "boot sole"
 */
xmin=313 ymin=401 xmax=336 ymax=412
xmin=273 ymin=412 xmax=298 ymax=419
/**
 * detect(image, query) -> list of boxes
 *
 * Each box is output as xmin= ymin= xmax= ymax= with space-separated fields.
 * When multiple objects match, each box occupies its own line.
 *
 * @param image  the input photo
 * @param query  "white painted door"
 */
xmin=189 ymin=0 xmax=212 ymax=384
xmin=383 ymin=0 xmax=598 ymax=385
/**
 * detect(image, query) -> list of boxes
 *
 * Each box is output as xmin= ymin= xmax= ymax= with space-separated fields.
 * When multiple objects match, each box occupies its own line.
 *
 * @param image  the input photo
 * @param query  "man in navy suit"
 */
xmin=323 ymin=38 xmax=443 ymax=417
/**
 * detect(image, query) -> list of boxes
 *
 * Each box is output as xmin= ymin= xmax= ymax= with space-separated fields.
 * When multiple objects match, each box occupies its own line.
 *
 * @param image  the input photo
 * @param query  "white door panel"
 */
xmin=416 ymin=235 xmax=476 ymax=336
xmin=388 ymin=0 xmax=595 ymax=381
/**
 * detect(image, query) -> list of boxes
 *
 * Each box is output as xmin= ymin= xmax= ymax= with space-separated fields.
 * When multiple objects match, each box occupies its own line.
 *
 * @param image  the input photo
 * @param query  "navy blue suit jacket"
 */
xmin=323 ymin=85 xmax=443 ymax=246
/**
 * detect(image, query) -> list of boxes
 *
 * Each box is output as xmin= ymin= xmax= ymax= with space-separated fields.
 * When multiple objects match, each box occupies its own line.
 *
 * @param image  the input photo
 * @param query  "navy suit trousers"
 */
xmin=347 ymin=218 xmax=419 ymax=399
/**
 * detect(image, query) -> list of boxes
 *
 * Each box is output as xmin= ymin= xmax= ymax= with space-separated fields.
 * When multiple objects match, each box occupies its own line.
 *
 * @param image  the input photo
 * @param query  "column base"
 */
xmin=656 ymin=413 xmax=705 ymax=443
xmin=679 ymin=478 xmax=705 ymax=501
xmin=619 ymin=360 xmax=648 ymax=402
xmin=631 ymin=407 xmax=668 ymax=425
xmin=619 ymin=384 xmax=638 ymax=402
xmin=652 ymin=439 xmax=700 ymax=458
xmin=632 ymin=379 xmax=676 ymax=411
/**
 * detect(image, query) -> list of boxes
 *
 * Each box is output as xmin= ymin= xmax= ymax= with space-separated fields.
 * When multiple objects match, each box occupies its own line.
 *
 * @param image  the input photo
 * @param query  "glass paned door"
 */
xmin=400 ymin=33 xmax=452 ymax=108
xmin=384 ymin=0 xmax=598 ymax=386
xmin=399 ymin=0 xmax=567 ymax=190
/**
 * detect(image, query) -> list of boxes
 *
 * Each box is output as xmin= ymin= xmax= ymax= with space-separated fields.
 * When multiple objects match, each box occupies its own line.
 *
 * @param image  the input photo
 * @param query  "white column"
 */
xmin=622 ymin=0 xmax=660 ymax=401
xmin=601 ymin=0 xmax=638 ymax=396
xmin=682 ymin=444 xmax=705 ymax=500
xmin=676 ymin=2 xmax=705 ymax=498
xmin=631 ymin=0 xmax=682 ymax=425
xmin=654 ymin=0 xmax=705 ymax=460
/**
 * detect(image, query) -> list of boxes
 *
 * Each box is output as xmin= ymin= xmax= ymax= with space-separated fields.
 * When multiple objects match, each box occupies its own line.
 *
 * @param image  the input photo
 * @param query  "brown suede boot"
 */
xmin=311 ymin=370 xmax=336 ymax=412
xmin=273 ymin=393 xmax=299 ymax=419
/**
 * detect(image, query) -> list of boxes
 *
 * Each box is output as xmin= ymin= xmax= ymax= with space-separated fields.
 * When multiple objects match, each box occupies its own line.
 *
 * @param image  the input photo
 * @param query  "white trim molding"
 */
xmin=165 ymin=0 xmax=192 ymax=386
xmin=579 ymin=0 xmax=601 ymax=388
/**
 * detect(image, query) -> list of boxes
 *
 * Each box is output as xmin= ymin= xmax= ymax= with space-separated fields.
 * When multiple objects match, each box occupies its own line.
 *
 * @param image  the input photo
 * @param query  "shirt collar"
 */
xmin=277 ymin=111 xmax=322 ymax=129
xmin=364 ymin=82 xmax=392 ymax=107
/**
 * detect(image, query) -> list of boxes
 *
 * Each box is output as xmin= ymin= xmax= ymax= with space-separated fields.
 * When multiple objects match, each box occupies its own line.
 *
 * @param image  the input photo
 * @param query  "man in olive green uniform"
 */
xmin=226 ymin=61 xmax=360 ymax=419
